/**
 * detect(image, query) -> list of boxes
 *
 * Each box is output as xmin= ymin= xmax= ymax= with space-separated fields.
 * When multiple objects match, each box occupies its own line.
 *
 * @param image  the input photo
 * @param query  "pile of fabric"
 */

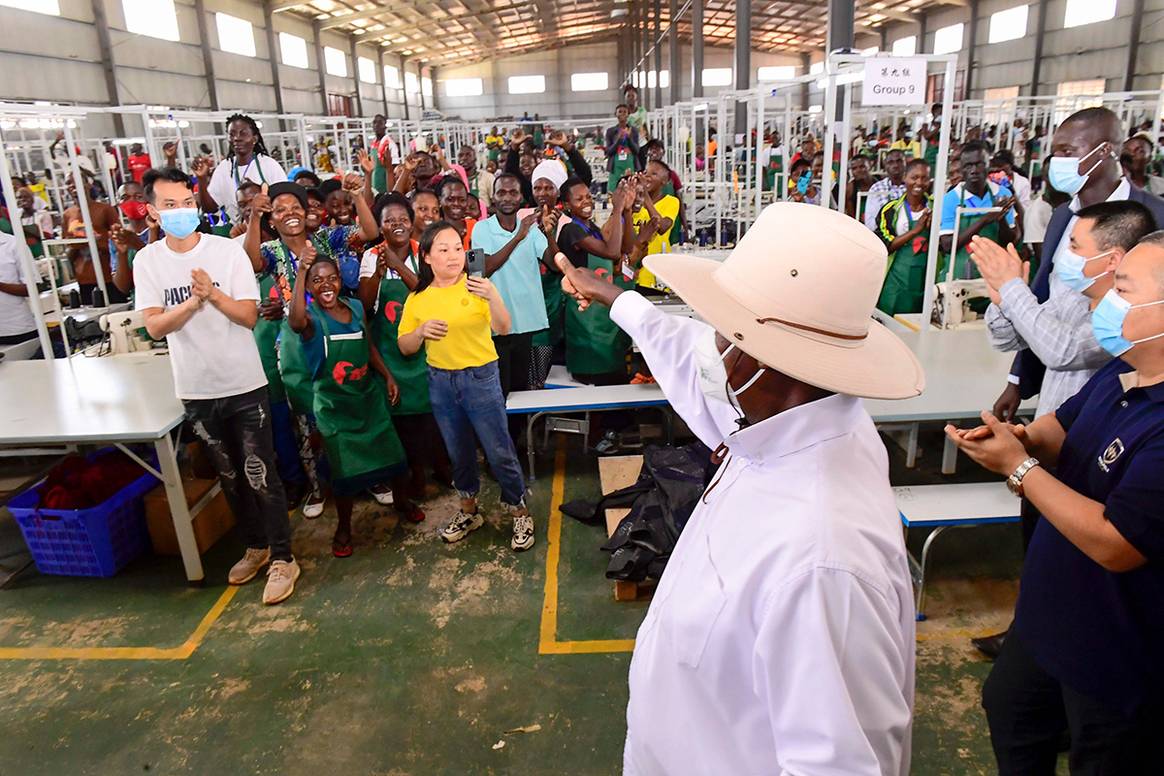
xmin=38 ymin=451 xmax=146 ymax=510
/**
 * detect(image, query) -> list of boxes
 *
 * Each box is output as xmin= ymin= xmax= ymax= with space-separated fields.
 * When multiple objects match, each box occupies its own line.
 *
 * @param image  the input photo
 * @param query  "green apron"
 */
xmin=877 ymin=201 xmax=930 ymax=316
xmin=610 ymin=146 xmax=636 ymax=188
xmin=253 ymin=273 xmax=286 ymax=403
xmin=312 ymin=300 xmax=406 ymax=487
xmin=532 ymin=260 xmax=565 ymax=349
xmin=368 ymin=251 xmax=431 ymax=416
xmin=371 ymin=137 xmax=390 ymax=194
xmin=565 ymin=235 xmax=635 ymax=376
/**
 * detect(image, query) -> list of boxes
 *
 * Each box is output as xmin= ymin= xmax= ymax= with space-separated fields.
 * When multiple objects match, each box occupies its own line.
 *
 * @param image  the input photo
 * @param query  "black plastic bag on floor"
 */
xmin=595 ymin=442 xmax=715 ymax=582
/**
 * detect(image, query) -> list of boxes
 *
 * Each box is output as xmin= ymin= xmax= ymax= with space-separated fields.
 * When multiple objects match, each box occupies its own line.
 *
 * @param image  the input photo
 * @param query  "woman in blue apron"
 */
xmin=358 ymin=193 xmax=452 ymax=502
xmin=289 ymin=255 xmax=414 ymax=558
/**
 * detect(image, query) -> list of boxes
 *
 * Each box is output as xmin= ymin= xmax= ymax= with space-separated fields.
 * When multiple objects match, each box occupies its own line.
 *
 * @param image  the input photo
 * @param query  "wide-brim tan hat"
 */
xmin=644 ymin=202 xmax=925 ymax=400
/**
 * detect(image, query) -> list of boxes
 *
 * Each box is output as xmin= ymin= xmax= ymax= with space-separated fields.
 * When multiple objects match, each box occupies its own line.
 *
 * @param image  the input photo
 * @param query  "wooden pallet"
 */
xmin=597 ymin=455 xmax=656 ymax=602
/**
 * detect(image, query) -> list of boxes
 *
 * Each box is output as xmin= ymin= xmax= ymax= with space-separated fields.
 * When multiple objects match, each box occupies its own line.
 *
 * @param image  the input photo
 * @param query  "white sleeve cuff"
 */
xmin=608 ymin=289 xmax=652 ymax=331
xmin=1007 ymin=373 xmax=1021 ymax=385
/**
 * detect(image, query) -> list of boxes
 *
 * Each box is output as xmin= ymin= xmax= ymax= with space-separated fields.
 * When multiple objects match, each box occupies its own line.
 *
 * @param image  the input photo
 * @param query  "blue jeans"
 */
xmin=427 ymin=361 xmax=526 ymax=506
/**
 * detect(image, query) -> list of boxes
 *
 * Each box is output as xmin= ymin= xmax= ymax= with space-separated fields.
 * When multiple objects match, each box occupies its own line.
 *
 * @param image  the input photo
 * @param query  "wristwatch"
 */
xmin=1007 ymin=457 xmax=1041 ymax=497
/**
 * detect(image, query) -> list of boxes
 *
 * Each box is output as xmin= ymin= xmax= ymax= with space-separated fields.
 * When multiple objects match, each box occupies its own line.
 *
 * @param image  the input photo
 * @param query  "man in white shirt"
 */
xmin=865 ymin=149 xmax=907 ymax=230
xmin=0 ymin=230 xmax=37 ymax=345
xmin=557 ymin=202 xmax=924 ymax=776
xmin=134 ymin=167 xmax=299 ymax=605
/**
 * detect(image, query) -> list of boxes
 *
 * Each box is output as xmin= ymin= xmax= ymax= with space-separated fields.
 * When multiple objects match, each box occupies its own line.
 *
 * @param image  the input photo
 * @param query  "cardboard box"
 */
xmin=144 ymin=477 xmax=235 ymax=556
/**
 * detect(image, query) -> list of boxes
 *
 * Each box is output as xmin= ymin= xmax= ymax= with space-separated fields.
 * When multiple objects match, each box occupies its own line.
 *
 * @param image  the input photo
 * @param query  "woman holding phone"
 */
xmin=396 ymin=221 xmax=534 ymax=552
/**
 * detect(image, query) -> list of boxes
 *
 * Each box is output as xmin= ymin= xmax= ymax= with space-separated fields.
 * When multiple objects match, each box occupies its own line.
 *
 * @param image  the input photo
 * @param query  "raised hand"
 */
xmin=190 ymin=156 xmax=212 ymax=178
xmin=357 ymin=148 xmax=375 ymax=176
xmin=300 ymin=241 xmax=317 ymax=271
xmin=465 ymin=275 xmax=494 ymax=300
xmin=341 ymin=170 xmax=364 ymax=193
xmin=191 ymin=268 xmax=214 ymax=301
xmin=418 ymin=319 xmax=448 ymax=341
xmin=251 ymin=182 xmax=272 ymax=218
xmin=516 ymin=211 xmax=538 ymax=240
xmin=540 ymin=204 xmax=560 ymax=236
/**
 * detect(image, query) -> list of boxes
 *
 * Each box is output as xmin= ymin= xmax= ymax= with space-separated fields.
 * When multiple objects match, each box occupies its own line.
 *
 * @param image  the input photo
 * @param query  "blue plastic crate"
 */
xmin=9 ymin=453 xmax=157 ymax=578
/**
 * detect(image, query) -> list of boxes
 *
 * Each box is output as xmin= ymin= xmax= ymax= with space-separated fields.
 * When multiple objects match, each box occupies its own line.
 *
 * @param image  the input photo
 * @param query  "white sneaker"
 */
xmin=263 ymin=558 xmax=301 ymax=605
xmin=302 ymin=494 xmax=325 ymax=519
xmin=228 ymin=547 xmax=270 ymax=585
xmin=510 ymin=512 xmax=535 ymax=552
xmin=370 ymin=486 xmax=394 ymax=506
xmin=440 ymin=510 xmax=484 ymax=543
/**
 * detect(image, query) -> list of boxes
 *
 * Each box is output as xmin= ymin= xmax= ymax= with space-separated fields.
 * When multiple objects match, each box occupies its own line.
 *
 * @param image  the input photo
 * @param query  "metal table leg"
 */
xmin=153 ymin=434 xmax=204 ymax=584
xmin=913 ymin=526 xmax=947 ymax=621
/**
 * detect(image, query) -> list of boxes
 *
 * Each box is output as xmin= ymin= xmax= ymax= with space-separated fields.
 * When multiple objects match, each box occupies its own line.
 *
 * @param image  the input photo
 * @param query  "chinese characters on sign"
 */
xmin=861 ymin=58 xmax=927 ymax=106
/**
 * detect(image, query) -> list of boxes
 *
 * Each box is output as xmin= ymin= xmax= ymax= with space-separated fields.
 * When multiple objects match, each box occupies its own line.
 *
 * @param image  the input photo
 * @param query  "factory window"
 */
xmin=358 ymin=57 xmax=376 ymax=84
xmin=215 ymin=13 xmax=255 ymax=58
xmin=1064 ymin=0 xmax=1116 ymax=29
xmin=0 ymin=0 xmax=59 ymax=15
xmin=988 ymin=5 xmax=1028 ymax=44
xmin=891 ymin=36 xmax=917 ymax=56
xmin=324 ymin=46 xmax=347 ymax=78
xmin=279 ymin=32 xmax=308 ymax=69
xmin=572 ymin=72 xmax=609 ymax=92
xmin=384 ymin=65 xmax=401 ymax=89
xmin=757 ymin=66 xmax=796 ymax=82
xmin=123 ymin=0 xmax=179 ymax=41
xmin=405 ymin=71 xmax=419 ymax=94
xmin=422 ymin=77 xmax=433 ymax=97
xmin=445 ymin=78 xmax=484 ymax=97
xmin=933 ymin=23 xmax=964 ymax=55
xmin=508 ymin=75 xmax=546 ymax=94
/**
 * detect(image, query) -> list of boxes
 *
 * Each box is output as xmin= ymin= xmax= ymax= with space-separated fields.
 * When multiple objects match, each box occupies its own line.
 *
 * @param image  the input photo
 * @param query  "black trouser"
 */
xmin=493 ymin=331 xmax=532 ymax=397
xmin=184 ymin=386 xmax=292 ymax=561
xmin=983 ymin=632 xmax=1162 ymax=775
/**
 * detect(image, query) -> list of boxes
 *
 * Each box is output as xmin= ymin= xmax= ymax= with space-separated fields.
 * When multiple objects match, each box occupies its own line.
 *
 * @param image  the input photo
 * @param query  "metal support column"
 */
xmin=800 ymin=53 xmax=811 ymax=111
xmin=349 ymin=38 xmax=364 ymax=117
xmin=669 ymin=0 xmax=680 ymax=104
xmin=90 ymin=0 xmax=125 ymax=136
xmin=378 ymin=49 xmax=391 ymax=116
xmin=1124 ymin=0 xmax=1146 ymax=92
xmin=630 ymin=2 xmax=639 ymax=88
xmin=193 ymin=0 xmax=220 ymax=111
xmin=734 ymin=0 xmax=751 ymax=135
xmin=917 ymin=13 xmax=927 ymax=58
xmin=313 ymin=20 xmax=329 ymax=114
xmin=653 ymin=0 xmax=663 ymax=108
xmin=827 ymin=0 xmax=854 ymax=118
xmin=400 ymin=56 xmax=411 ymax=121
xmin=964 ymin=0 xmax=979 ymax=98
xmin=880 ymin=25 xmax=888 ymax=53
xmin=691 ymin=0 xmax=703 ymax=99
xmin=263 ymin=1 xmax=287 ymax=116
xmin=1029 ymin=0 xmax=1048 ymax=96
xmin=640 ymin=4 xmax=650 ymax=103
xmin=418 ymin=65 xmax=426 ymax=112
xmin=430 ymin=65 xmax=440 ymax=112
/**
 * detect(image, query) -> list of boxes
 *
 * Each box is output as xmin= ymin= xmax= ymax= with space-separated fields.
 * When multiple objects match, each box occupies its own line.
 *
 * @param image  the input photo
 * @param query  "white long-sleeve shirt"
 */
xmin=985 ymin=275 xmax=1111 ymax=416
xmin=610 ymin=291 xmax=915 ymax=776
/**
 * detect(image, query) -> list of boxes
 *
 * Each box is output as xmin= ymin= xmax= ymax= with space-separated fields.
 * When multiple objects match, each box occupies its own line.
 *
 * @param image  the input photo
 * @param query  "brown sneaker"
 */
xmin=262 ymin=558 xmax=301 ymax=605
xmin=228 ymin=547 xmax=270 ymax=585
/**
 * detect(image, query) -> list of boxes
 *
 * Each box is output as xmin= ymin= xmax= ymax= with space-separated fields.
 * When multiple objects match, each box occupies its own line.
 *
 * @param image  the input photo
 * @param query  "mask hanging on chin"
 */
xmin=694 ymin=327 xmax=766 ymax=425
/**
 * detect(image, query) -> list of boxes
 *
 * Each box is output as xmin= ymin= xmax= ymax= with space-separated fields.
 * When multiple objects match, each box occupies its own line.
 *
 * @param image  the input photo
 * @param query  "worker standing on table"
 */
xmin=556 ymin=201 xmax=922 ymax=776
xmin=193 ymin=114 xmax=287 ymax=227
xmin=133 ymin=167 xmax=299 ymax=605
xmin=288 ymin=252 xmax=415 ymax=558
xmin=947 ymin=233 xmax=1164 ymax=774
xmin=557 ymin=176 xmax=636 ymax=386
xmin=875 ymin=158 xmax=934 ymax=316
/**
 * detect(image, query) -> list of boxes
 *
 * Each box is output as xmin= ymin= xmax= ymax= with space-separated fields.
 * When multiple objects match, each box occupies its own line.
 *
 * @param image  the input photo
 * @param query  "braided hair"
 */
xmin=224 ymin=113 xmax=270 ymax=160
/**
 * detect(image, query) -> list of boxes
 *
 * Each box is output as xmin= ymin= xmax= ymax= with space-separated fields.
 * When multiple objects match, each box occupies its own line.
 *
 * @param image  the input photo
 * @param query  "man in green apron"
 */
xmin=939 ymin=141 xmax=1018 ymax=282
xmin=874 ymin=159 xmax=935 ymax=315
xmin=369 ymin=114 xmax=398 ymax=196
xmin=288 ymin=255 xmax=411 ymax=557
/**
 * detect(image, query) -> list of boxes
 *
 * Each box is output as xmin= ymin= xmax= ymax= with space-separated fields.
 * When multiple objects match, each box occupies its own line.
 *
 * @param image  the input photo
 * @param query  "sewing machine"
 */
xmin=933 ymin=279 xmax=992 ymax=328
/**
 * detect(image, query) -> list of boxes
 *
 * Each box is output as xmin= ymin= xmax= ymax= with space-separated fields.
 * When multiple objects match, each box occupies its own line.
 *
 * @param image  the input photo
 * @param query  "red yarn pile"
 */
xmin=38 ymin=452 xmax=146 ymax=510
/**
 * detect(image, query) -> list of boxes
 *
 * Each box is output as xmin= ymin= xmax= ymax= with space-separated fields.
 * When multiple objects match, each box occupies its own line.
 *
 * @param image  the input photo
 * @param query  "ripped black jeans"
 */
xmin=184 ymin=386 xmax=292 ymax=561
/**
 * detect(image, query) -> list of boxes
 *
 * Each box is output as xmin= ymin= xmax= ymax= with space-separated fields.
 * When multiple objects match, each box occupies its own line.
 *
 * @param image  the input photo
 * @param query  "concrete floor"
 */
xmin=0 ymin=428 xmax=1025 ymax=775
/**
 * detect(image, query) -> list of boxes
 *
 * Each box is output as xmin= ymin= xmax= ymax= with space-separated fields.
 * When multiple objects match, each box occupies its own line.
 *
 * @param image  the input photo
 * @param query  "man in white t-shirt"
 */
xmin=0 ymin=231 xmax=38 ymax=346
xmin=134 ymin=167 xmax=299 ymax=605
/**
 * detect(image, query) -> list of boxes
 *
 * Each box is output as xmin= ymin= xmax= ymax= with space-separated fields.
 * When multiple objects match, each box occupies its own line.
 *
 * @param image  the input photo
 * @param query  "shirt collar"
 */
xmin=722 ymin=393 xmax=866 ymax=464
xmin=1118 ymin=369 xmax=1164 ymax=402
xmin=1071 ymin=177 xmax=1131 ymax=212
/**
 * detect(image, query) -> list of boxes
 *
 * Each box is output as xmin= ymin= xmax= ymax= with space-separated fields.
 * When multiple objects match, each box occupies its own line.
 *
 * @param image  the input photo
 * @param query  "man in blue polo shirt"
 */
xmin=938 ymin=140 xmax=1018 ymax=281
xmin=946 ymin=232 xmax=1164 ymax=773
xmin=471 ymin=172 xmax=550 ymax=395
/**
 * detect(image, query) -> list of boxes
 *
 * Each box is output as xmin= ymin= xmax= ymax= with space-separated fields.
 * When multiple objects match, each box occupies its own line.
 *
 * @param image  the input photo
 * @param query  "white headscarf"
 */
xmin=531 ymin=159 xmax=568 ymax=190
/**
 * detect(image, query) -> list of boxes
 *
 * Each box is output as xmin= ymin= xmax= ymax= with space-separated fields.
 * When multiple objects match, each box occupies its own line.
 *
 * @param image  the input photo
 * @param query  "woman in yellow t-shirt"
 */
xmin=397 ymin=221 xmax=535 ymax=552
xmin=629 ymin=160 xmax=680 ymax=292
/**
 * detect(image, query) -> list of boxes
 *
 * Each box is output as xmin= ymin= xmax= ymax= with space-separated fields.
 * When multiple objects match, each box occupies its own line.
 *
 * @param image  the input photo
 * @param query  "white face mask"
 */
xmin=694 ymin=327 xmax=766 ymax=414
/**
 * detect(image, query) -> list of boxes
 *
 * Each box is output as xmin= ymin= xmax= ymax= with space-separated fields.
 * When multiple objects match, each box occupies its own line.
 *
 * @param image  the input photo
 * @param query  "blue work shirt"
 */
xmin=470 ymin=215 xmax=549 ymax=336
xmin=1014 ymin=358 xmax=1164 ymax=713
xmin=939 ymin=181 xmax=1016 ymax=233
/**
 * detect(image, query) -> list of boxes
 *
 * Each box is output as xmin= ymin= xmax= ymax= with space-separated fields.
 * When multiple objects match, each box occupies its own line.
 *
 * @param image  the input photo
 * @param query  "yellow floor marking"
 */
xmin=538 ymin=438 xmax=1003 ymax=655
xmin=0 ymin=584 xmax=239 ymax=661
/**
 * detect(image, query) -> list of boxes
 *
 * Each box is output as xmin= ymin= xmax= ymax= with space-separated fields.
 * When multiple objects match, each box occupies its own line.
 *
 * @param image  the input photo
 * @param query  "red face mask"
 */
xmin=119 ymin=201 xmax=149 ymax=220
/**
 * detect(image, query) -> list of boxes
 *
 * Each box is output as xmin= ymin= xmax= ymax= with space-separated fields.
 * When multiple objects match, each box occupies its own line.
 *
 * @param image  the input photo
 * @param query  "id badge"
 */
xmin=617 ymin=149 xmax=629 ymax=161
xmin=622 ymin=261 xmax=635 ymax=282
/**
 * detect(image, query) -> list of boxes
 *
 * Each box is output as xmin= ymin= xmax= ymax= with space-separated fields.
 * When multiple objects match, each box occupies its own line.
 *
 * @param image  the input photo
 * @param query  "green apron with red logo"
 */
xmin=565 ymin=229 xmax=635 ymax=376
xmin=368 ymin=250 xmax=431 ymax=416
xmin=610 ymin=145 xmax=636 ymax=188
xmin=253 ymin=273 xmax=286 ymax=403
xmin=312 ymin=299 xmax=406 ymax=489
xmin=877 ymin=200 xmax=930 ymax=316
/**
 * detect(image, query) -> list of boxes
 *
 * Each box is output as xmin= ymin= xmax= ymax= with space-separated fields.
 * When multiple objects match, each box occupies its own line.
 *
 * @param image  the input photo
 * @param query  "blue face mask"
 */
xmin=1047 ymin=143 xmax=1108 ymax=196
xmin=1091 ymin=289 xmax=1164 ymax=357
xmin=1054 ymin=248 xmax=1115 ymax=294
xmin=158 ymin=207 xmax=201 ymax=239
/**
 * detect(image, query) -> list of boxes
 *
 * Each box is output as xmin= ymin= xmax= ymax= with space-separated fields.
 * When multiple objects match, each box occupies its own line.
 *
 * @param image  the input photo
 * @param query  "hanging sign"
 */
xmin=861 ymin=59 xmax=926 ymax=106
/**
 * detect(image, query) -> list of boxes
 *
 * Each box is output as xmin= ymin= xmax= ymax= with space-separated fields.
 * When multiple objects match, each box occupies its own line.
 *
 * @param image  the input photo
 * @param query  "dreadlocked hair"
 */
xmin=224 ymin=113 xmax=270 ymax=160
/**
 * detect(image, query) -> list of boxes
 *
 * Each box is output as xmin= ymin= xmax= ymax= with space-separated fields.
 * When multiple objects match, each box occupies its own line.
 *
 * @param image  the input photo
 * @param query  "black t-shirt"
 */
xmin=557 ymin=220 xmax=601 ymax=269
